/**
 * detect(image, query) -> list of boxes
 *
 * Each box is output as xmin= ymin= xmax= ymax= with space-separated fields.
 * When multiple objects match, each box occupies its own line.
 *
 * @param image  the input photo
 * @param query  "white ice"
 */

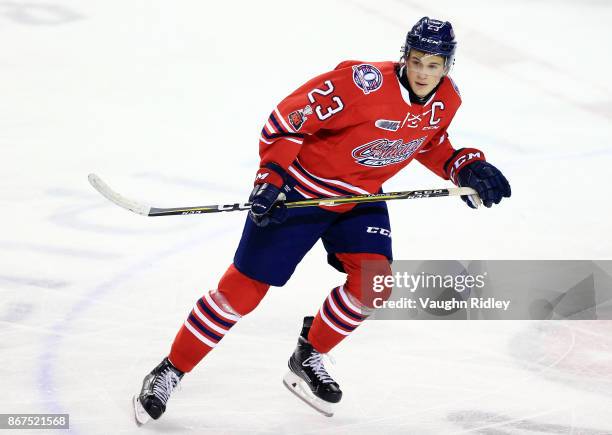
xmin=1 ymin=0 xmax=612 ymax=433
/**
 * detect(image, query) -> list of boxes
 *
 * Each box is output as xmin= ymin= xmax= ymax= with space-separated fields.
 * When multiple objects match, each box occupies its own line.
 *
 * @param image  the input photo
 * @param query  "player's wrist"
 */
xmin=254 ymin=162 xmax=287 ymax=189
xmin=444 ymin=147 xmax=486 ymax=185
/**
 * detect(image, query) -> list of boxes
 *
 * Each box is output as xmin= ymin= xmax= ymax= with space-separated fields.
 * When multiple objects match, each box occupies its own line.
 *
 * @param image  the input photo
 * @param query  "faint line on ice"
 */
xmin=35 ymin=222 xmax=234 ymax=434
xmin=0 ymin=274 xmax=69 ymax=289
xmin=0 ymin=240 xmax=120 ymax=260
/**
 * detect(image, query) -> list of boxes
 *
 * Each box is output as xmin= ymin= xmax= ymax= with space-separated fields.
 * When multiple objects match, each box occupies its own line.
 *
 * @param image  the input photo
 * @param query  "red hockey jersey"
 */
xmin=258 ymin=60 xmax=462 ymax=207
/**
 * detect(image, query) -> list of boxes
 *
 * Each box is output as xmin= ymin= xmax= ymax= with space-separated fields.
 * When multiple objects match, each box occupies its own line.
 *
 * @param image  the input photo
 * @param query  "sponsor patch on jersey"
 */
xmin=375 ymin=119 xmax=401 ymax=131
xmin=352 ymin=137 xmax=427 ymax=167
xmin=287 ymin=105 xmax=313 ymax=131
xmin=352 ymin=64 xmax=383 ymax=95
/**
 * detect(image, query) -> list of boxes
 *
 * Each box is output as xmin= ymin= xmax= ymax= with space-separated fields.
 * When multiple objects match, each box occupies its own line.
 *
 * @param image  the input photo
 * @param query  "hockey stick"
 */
xmin=88 ymin=173 xmax=478 ymax=217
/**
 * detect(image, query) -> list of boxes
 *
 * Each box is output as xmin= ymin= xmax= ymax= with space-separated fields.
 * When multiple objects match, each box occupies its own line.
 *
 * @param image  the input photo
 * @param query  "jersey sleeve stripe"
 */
xmin=261 ymin=129 xmax=305 ymax=140
xmin=264 ymin=120 xmax=276 ymax=134
xmin=269 ymin=112 xmax=287 ymax=134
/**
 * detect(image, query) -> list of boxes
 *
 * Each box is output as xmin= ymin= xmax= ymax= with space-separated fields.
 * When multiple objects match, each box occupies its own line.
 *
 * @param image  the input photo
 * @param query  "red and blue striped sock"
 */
xmin=307 ymin=285 xmax=368 ymax=354
xmin=168 ymin=291 xmax=240 ymax=373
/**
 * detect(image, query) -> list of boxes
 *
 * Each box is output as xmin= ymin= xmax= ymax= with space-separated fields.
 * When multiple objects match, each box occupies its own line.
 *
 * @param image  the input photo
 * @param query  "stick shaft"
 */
xmin=88 ymin=174 xmax=476 ymax=217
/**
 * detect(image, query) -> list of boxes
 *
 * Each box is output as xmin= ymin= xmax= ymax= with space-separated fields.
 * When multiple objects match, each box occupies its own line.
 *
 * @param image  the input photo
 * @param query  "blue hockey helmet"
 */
xmin=403 ymin=17 xmax=456 ymax=71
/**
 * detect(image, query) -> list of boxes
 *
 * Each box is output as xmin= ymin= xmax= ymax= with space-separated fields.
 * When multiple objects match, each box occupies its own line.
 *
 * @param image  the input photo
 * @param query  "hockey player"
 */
xmin=133 ymin=16 xmax=511 ymax=422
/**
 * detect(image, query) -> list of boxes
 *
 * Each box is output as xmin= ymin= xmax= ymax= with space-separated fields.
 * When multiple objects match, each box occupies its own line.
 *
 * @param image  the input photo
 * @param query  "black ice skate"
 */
xmin=283 ymin=316 xmax=342 ymax=417
xmin=133 ymin=357 xmax=184 ymax=425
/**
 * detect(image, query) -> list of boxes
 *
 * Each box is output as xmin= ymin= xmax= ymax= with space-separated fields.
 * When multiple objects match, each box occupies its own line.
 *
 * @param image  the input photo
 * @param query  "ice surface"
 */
xmin=1 ymin=0 xmax=611 ymax=433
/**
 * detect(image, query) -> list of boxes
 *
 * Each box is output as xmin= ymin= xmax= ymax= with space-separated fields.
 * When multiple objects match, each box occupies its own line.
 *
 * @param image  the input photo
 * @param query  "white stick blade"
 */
xmin=88 ymin=173 xmax=151 ymax=216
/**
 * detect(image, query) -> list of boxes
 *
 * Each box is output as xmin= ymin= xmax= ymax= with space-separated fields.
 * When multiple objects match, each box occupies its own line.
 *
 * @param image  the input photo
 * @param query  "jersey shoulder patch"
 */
xmin=334 ymin=60 xmax=395 ymax=96
xmin=351 ymin=63 xmax=384 ymax=95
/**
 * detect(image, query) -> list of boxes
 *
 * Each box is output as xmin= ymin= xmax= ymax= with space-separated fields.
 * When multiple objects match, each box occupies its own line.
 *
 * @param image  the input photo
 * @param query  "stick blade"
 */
xmin=88 ymin=173 xmax=151 ymax=216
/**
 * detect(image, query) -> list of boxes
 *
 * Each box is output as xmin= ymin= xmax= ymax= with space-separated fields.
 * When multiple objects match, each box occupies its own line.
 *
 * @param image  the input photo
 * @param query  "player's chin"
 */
xmin=412 ymin=82 xmax=435 ymax=95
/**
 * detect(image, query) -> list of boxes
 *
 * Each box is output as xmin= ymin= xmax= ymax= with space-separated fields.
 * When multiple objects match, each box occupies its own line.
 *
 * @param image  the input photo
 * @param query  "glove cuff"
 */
xmin=444 ymin=148 xmax=486 ymax=185
xmin=254 ymin=162 xmax=286 ymax=188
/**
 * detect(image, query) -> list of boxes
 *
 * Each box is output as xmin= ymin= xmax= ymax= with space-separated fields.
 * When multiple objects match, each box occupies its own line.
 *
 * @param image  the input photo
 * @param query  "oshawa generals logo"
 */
xmin=352 ymin=137 xmax=427 ymax=167
xmin=352 ymin=64 xmax=383 ymax=94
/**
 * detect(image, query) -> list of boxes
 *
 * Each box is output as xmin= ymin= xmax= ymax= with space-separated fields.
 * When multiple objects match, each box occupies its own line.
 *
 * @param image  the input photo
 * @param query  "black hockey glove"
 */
xmin=457 ymin=161 xmax=511 ymax=208
xmin=446 ymin=148 xmax=511 ymax=209
xmin=248 ymin=162 xmax=289 ymax=227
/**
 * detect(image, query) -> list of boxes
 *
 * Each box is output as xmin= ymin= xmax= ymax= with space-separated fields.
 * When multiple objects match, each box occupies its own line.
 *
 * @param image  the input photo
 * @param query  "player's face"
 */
xmin=405 ymin=50 xmax=446 ymax=97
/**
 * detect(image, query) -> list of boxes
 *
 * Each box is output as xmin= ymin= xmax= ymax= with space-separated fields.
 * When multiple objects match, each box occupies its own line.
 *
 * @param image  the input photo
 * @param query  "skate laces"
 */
xmin=302 ymin=352 xmax=335 ymax=384
xmin=153 ymin=368 xmax=181 ymax=403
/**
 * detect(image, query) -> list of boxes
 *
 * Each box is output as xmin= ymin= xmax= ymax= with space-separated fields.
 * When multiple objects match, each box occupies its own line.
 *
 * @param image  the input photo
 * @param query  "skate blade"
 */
xmin=282 ymin=370 xmax=334 ymax=417
xmin=133 ymin=395 xmax=150 ymax=426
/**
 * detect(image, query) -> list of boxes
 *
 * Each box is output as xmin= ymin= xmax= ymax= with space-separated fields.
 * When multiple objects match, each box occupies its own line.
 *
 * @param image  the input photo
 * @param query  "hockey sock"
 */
xmin=167 ymin=264 xmax=269 ymax=373
xmin=168 ymin=290 xmax=240 ymax=373
xmin=307 ymin=285 xmax=368 ymax=354
xmin=307 ymin=253 xmax=392 ymax=353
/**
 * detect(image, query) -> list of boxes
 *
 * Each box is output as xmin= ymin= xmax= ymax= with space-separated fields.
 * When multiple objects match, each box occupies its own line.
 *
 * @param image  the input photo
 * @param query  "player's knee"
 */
xmin=215 ymin=263 xmax=270 ymax=316
xmin=336 ymin=253 xmax=392 ymax=309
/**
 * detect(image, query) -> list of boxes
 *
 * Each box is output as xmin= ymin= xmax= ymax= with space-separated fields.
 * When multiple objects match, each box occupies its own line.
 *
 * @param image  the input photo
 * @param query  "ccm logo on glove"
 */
xmin=446 ymin=148 xmax=485 ymax=185
xmin=445 ymin=148 xmax=511 ymax=209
